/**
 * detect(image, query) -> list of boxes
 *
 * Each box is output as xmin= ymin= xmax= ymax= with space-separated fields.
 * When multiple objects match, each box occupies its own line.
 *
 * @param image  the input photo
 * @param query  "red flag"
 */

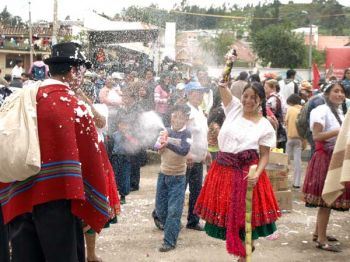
xmin=312 ymin=63 xmax=320 ymax=89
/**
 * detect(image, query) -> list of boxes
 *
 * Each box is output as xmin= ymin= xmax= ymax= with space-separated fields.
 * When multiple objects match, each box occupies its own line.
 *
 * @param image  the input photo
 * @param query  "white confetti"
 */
xmin=75 ymin=106 xmax=88 ymax=117
xmin=60 ymin=96 xmax=71 ymax=102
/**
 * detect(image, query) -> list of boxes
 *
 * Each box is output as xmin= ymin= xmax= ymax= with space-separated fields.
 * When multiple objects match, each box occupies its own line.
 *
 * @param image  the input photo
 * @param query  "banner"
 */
xmin=325 ymin=47 xmax=350 ymax=79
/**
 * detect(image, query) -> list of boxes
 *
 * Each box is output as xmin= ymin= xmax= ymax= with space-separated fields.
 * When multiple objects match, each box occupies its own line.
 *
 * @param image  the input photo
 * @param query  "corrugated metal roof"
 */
xmin=0 ymin=24 xmax=69 ymax=37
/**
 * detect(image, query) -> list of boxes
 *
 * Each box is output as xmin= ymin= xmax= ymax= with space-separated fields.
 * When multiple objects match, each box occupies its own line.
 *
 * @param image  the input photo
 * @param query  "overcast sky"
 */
xmin=1 ymin=0 xmax=350 ymax=22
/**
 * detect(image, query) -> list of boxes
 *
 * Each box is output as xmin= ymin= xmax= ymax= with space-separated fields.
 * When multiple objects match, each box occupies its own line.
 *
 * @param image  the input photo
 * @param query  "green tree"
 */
xmin=301 ymin=47 xmax=326 ymax=68
xmin=251 ymin=24 xmax=306 ymax=68
xmin=0 ymin=7 xmax=11 ymax=24
xmin=250 ymin=2 xmax=280 ymax=37
xmin=199 ymin=31 xmax=235 ymax=65
xmin=0 ymin=6 xmax=24 ymax=27
xmin=319 ymin=0 xmax=346 ymax=35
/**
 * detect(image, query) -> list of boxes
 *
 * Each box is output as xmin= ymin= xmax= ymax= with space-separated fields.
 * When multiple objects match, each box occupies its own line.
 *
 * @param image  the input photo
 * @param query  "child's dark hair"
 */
xmin=172 ymin=104 xmax=191 ymax=117
xmin=286 ymin=94 xmax=302 ymax=106
xmin=324 ymin=81 xmax=347 ymax=125
xmin=249 ymin=74 xmax=261 ymax=83
xmin=243 ymin=82 xmax=267 ymax=118
xmin=4 ymin=74 xmax=11 ymax=82
xmin=117 ymin=115 xmax=129 ymax=128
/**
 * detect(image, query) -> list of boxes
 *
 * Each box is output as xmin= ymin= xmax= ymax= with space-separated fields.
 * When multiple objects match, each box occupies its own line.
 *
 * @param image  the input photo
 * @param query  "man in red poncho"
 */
xmin=0 ymin=42 xmax=110 ymax=262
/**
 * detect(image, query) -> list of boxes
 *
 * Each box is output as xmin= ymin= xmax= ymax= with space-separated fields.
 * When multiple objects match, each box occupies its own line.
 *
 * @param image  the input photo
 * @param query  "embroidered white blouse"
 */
xmin=218 ymin=97 xmax=276 ymax=154
xmin=310 ymin=104 xmax=344 ymax=145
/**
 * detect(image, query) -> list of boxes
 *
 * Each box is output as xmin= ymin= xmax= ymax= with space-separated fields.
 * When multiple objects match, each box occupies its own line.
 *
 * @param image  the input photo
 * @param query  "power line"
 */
xmin=146 ymin=7 xmax=350 ymax=21
xmin=169 ymin=10 xmax=253 ymax=20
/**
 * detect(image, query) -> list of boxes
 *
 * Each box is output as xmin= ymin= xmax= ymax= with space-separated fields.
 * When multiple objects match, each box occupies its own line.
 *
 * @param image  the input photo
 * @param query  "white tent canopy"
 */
xmin=82 ymin=11 xmax=157 ymax=31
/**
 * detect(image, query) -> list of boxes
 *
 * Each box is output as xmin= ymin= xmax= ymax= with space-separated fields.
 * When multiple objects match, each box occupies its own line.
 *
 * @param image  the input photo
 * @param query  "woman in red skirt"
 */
xmin=195 ymin=81 xmax=281 ymax=261
xmin=303 ymin=81 xmax=349 ymax=252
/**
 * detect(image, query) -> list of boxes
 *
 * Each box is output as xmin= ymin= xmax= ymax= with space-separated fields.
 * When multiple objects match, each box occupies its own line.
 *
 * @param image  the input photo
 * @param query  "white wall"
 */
xmin=164 ymin=22 xmax=176 ymax=60
xmin=207 ymin=66 xmax=315 ymax=81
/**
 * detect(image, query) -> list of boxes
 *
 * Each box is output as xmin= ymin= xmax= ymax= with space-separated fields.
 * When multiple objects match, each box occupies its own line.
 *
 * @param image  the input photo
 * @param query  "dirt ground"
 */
xmin=96 ymin=157 xmax=350 ymax=262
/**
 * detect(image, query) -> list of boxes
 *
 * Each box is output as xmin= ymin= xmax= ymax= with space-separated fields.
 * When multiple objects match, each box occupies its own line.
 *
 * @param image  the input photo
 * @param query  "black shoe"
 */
xmin=292 ymin=185 xmax=301 ymax=189
xmin=120 ymin=196 xmax=126 ymax=205
xmin=186 ymin=224 xmax=204 ymax=231
xmin=130 ymin=187 xmax=139 ymax=192
xmin=152 ymin=210 xmax=164 ymax=230
xmin=159 ymin=243 xmax=175 ymax=252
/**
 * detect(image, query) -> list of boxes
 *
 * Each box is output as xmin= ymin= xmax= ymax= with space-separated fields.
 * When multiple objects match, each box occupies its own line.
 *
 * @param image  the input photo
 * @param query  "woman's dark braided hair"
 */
xmin=323 ymin=81 xmax=347 ymax=126
xmin=242 ymin=82 xmax=267 ymax=118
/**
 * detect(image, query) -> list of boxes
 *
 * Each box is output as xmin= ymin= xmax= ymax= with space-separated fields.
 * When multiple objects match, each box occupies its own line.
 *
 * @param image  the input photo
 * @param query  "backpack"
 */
xmin=296 ymin=102 xmax=310 ymax=139
xmin=0 ymin=81 xmax=41 ymax=182
xmin=31 ymin=65 xmax=46 ymax=81
xmin=267 ymin=93 xmax=287 ymax=143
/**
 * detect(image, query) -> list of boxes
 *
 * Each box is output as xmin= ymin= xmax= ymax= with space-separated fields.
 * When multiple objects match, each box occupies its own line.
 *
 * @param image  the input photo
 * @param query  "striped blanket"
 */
xmin=322 ymin=110 xmax=350 ymax=205
xmin=0 ymin=83 xmax=110 ymax=232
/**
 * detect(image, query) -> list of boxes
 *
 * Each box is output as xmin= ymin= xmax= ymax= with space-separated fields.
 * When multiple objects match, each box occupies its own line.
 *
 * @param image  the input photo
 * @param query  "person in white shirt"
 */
xmin=11 ymin=59 xmax=24 ymax=81
xmin=278 ymin=69 xmax=299 ymax=102
xmin=303 ymin=81 xmax=349 ymax=252
xmin=195 ymin=81 xmax=281 ymax=261
xmin=184 ymin=80 xmax=211 ymax=231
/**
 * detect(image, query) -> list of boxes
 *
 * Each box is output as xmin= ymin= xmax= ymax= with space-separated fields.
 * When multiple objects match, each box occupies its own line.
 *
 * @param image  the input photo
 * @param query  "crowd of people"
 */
xmin=1 ymin=42 xmax=350 ymax=262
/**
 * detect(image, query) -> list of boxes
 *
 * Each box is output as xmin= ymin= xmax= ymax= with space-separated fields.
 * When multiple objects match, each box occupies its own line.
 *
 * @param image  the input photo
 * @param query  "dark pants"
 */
xmin=185 ymin=163 xmax=203 ymax=227
xmin=155 ymin=173 xmax=186 ymax=247
xmin=9 ymin=200 xmax=85 ymax=262
xmin=0 ymin=207 xmax=10 ymax=262
xmin=111 ymin=154 xmax=131 ymax=197
xmin=130 ymin=153 xmax=142 ymax=190
xmin=277 ymin=141 xmax=287 ymax=153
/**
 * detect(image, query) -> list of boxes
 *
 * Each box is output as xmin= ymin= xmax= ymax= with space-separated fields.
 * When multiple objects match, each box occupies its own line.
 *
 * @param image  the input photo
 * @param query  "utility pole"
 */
xmin=28 ymin=1 xmax=33 ymax=66
xmin=308 ymin=18 xmax=313 ymax=81
xmin=52 ymin=0 xmax=58 ymax=45
xmin=302 ymin=10 xmax=313 ymax=81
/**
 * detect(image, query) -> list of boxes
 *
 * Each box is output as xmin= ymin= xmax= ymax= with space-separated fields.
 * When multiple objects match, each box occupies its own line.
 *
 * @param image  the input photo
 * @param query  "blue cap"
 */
xmin=185 ymin=81 xmax=209 ymax=93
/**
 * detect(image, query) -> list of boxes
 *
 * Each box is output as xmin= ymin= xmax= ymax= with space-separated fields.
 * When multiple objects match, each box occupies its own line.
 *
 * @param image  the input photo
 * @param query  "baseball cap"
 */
xmin=185 ymin=81 xmax=209 ymax=93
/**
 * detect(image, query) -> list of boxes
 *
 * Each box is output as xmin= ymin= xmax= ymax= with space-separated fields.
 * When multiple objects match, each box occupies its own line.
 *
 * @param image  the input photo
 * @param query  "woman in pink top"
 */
xmin=154 ymin=73 xmax=172 ymax=126
xmin=99 ymin=76 xmax=122 ymax=134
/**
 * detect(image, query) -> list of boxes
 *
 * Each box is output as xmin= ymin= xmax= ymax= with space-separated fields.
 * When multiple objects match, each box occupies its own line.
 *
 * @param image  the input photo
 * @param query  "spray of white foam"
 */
xmin=135 ymin=111 xmax=165 ymax=149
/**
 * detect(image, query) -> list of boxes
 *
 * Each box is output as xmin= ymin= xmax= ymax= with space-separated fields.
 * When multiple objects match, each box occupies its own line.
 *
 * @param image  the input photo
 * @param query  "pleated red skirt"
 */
xmin=303 ymin=142 xmax=350 ymax=210
xmin=195 ymin=150 xmax=281 ymax=257
xmin=195 ymin=161 xmax=280 ymax=228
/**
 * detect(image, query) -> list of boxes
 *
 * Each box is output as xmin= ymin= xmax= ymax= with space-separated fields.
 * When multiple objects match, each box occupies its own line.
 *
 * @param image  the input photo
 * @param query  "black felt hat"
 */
xmin=44 ymin=42 xmax=91 ymax=69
